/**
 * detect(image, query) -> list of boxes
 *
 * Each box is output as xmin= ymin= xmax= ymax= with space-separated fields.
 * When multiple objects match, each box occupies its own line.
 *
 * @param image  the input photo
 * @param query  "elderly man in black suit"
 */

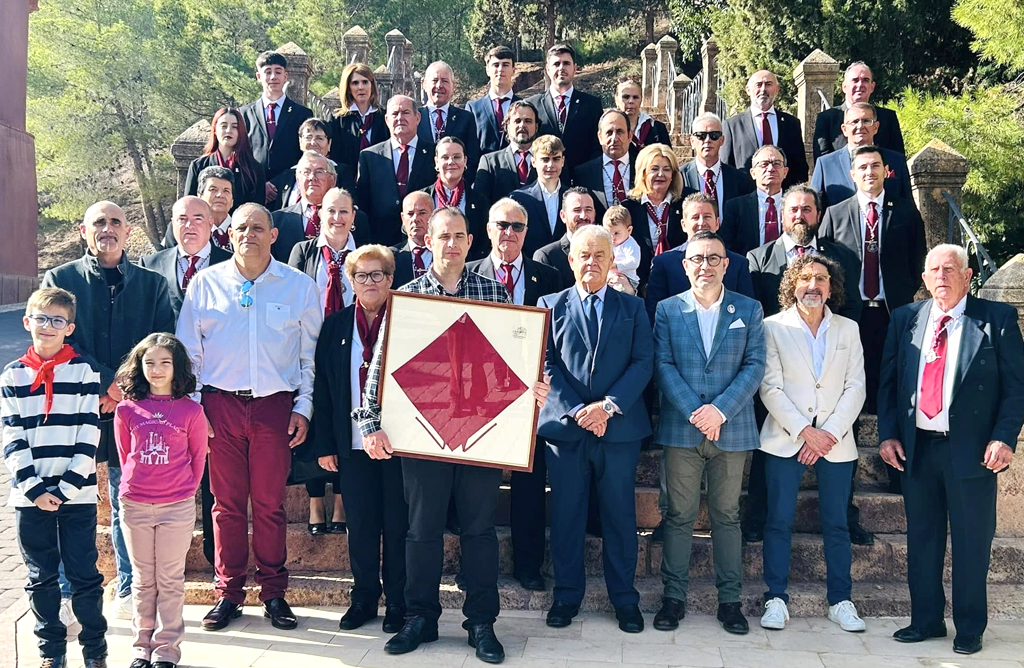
xmin=467 ymin=46 xmax=521 ymax=155
xmin=615 ymin=77 xmax=670 ymax=150
xmin=391 ymin=191 xmax=434 ymax=287
xmin=270 ymin=118 xmax=357 ymax=211
xmin=357 ymin=95 xmax=437 ymax=248
xmin=468 ymin=198 xmax=561 ymax=591
xmin=879 ymin=244 xmax=1024 ymax=655
xmin=681 ymin=113 xmax=754 ymax=218
xmin=533 ymin=186 xmax=597 ymax=288
xmin=722 ymin=70 xmax=808 ymax=189
xmin=528 ymin=43 xmax=603 ymax=172
xmin=512 ymin=135 xmax=568 ymax=258
xmin=813 ymin=62 xmax=905 ymax=160
xmin=417 ymin=61 xmax=480 ymax=181
xmin=721 ymin=145 xmax=789 ymax=256
xmin=270 ymin=151 xmax=341 ymax=262
xmin=474 ymin=100 xmax=539 ymax=207
xmin=239 ymin=50 xmax=313 ymax=203
xmin=571 ymin=109 xmax=637 ymax=218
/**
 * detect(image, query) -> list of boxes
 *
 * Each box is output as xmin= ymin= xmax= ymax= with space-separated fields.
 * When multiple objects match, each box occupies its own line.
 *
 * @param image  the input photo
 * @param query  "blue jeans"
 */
xmin=763 ymin=452 xmax=854 ymax=605
xmin=106 ymin=466 xmax=133 ymax=598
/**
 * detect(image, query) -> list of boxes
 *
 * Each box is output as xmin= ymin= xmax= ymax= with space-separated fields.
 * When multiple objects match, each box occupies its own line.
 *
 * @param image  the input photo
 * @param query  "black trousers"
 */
xmin=16 ymin=504 xmax=108 ymax=660
xmin=339 ymin=450 xmax=408 ymax=609
xmin=510 ymin=436 xmax=548 ymax=577
xmin=860 ymin=304 xmax=902 ymax=491
xmin=201 ymin=461 xmax=216 ymax=566
xmin=903 ymin=432 xmax=997 ymax=636
xmin=402 ymin=457 xmax=502 ymax=625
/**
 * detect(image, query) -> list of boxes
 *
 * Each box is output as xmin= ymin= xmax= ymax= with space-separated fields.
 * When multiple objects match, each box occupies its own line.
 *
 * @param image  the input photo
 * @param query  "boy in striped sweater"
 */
xmin=3 ymin=288 xmax=108 ymax=668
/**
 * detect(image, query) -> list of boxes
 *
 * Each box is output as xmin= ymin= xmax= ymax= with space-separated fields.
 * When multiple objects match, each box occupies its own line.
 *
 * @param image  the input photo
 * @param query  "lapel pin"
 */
xmin=287 ymin=106 xmax=292 ymax=113
xmin=341 ymin=338 xmax=346 ymax=345
xmin=727 ymin=304 xmax=736 ymax=314
xmin=531 ymin=275 xmax=538 ymax=282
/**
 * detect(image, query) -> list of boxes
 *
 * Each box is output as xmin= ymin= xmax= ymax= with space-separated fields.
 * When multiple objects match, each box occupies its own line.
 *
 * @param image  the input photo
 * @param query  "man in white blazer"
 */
xmin=757 ymin=254 xmax=867 ymax=633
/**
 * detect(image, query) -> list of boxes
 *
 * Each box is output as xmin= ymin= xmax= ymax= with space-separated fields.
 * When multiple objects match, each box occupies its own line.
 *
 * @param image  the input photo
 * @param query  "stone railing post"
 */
xmin=375 ymin=66 xmax=395 ymax=108
xmin=170 ymin=120 xmax=210 ymax=198
xmin=403 ymin=38 xmax=415 ymax=97
xmin=640 ymin=43 xmax=657 ymax=110
xmin=277 ymin=43 xmax=312 ymax=106
xmin=385 ymin=30 xmax=407 ymax=94
xmin=699 ymin=38 xmax=719 ymax=113
xmin=908 ymin=139 xmax=969 ymax=251
xmin=342 ymin=25 xmax=370 ymax=65
xmin=652 ymin=35 xmax=679 ymax=110
xmin=671 ymin=73 xmax=691 ymax=139
xmin=793 ymin=49 xmax=839 ymax=170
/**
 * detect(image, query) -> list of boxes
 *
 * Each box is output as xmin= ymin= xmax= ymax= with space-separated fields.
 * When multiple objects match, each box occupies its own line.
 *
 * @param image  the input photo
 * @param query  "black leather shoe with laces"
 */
xmin=466 ymin=622 xmax=505 ymax=664
xmin=384 ymin=616 xmax=438 ymax=655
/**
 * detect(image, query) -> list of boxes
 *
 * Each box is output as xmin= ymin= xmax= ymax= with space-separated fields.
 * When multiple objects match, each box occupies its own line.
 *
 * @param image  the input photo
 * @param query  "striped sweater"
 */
xmin=2 ymin=355 xmax=102 ymax=507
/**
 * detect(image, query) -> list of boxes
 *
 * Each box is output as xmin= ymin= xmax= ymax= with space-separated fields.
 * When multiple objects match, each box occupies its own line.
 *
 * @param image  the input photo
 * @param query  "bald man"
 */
xmin=391 ymin=191 xmax=435 ymax=287
xmin=417 ymin=61 xmax=481 ymax=182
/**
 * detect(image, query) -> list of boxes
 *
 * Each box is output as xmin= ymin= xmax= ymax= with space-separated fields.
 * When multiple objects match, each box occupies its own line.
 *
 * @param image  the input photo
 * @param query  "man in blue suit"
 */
xmin=645 ymin=193 xmax=755 ymax=324
xmin=466 ymin=46 xmax=521 ymax=156
xmin=537 ymin=225 xmax=654 ymax=634
xmin=652 ymin=230 xmax=766 ymax=635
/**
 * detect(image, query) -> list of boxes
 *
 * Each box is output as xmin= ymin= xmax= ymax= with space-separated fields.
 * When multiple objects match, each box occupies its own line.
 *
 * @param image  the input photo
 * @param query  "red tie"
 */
xmin=322 ymin=246 xmax=349 ymax=317
xmin=499 ymin=262 xmax=516 ymax=297
xmin=516 ymin=150 xmax=530 ymax=185
xmin=396 ymin=144 xmax=410 ymax=197
xmin=795 ymin=245 xmax=806 ymax=257
xmin=434 ymin=109 xmax=445 ymax=140
xmin=703 ymin=169 xmax=718 ymax=200
xmin=557 ymin=95 xmax=568 ymax=128
xmin=305 ymin=204 xmax=320 ymax=238
xmin=761 ymin=111 xmax=773 ymax=145
xmin=359 ymin=111 xmax=374 ymax=150
xmin=411 ymin=246 xmax=427 ymax=277
xmin=181 ymin=255 xmax=200 ymax=292
xmin=493 ymin=97 xmax=506 ymax=127
xmin=266 ymin=102 xmax=278 ymax=141
xmin=611 ymin=160 xmax=626 ymax=204
xmin=764 ymin=195 xmax=780 ymax=242
xmin=211 ymin=228 xmax=230 ymax=249
xmin=920 ymin=315 xmax=953 ymax=419
xmin=864 ymin=202 xmax=880 ymax=299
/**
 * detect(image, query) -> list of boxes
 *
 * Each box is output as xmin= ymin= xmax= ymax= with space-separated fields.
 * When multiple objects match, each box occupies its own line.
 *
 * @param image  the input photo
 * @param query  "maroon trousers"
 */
xmin=202 ymin=391 xmax=294 ymax=604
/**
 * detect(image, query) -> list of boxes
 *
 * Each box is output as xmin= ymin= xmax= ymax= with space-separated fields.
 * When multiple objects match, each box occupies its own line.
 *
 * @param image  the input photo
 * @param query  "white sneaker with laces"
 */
xmin=58 ymin=598 xmax=76 ymax=627
xmin=828 ymin=600 xmax=866 ymax=632
xmin=760 ymin=597 xmax=789 ymax=630
xmin=113 ymin=593 xmax=133 ymax=620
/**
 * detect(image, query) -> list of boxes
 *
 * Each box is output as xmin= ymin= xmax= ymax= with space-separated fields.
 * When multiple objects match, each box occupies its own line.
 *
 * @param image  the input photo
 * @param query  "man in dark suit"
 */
xmin=474 ymin=100 xmax=539 ymax=207
xmin=533 ymin=187 xmax=596 ymax=288
xmin=813 ymin=62 xmax=905 ymax=160
xmin=357 ymin=95 xmax=437 ymax=248
xmin=722 ymin=70 xmax=808 ymax=188
xmin=162 ymin=166 xmax=236 ymax=251
xmin=811 ymin=103 xmax=910 ymax=210
xmin=721 ymin=145 xmax=789 ymax=256
xmin=269 ymin=118 xmax=357 ymax=211
xmin=390 ymin=191 xmax=434 ymax=288
xmin=239 ymin=50 xmax=313 ymax=203
xmin=615 ymin=77 xmax=670 ymax=150
xmin=416 ymin=61 xmax=480 ymax=181
xmin=681 ymin=112 xmax=754 ymax=217
xmin=528 ymin=43 xmax=603 ymax=172
xmin=466 ymin=45 xmax=521 ymax=156
xmin=468 ymin=198 xmax=561 ymax=592
xmin=878 ymin=244 xmax=1024 ymax=655
xmin=512 ymin=135 xmax=568 ymax=258
xmin=537 ymin=224 xmax=654 ymax=634
xmin=270 ymin=151 xmax=342 ymax=262
xmin=571 ymin=110 xmax=636 ymax=220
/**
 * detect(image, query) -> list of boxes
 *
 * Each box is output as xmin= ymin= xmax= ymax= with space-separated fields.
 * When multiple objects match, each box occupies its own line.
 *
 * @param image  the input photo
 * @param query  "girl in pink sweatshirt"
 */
xmin=114 ymin=333 xmax=208 ymax=668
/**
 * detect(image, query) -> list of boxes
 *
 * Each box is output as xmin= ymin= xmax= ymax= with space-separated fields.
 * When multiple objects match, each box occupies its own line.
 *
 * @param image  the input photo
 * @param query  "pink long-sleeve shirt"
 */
xmin=114 ymin=395 xmax=208 ymax=504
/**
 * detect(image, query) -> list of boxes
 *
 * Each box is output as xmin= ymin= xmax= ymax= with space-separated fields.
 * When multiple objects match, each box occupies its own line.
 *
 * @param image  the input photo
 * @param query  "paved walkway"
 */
xmin=14 ymin=605 xmax=1024 ymax=668
xmin=1 ymin=309 xmax=31 ymax=615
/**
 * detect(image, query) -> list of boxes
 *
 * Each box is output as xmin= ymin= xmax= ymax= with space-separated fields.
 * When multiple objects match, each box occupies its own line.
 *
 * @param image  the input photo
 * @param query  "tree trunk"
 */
xmin=545 ymin=0 xmax=556 ymax=50
xmin=646 ymin=10 xmax=655 ymax=44
xmin=110 ymin=101 xmax=162 ymax=248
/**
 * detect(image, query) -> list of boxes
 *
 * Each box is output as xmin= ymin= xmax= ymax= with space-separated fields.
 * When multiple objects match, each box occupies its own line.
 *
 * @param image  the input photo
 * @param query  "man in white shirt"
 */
xmin=177 ymin=202 xmax=322 ymax=634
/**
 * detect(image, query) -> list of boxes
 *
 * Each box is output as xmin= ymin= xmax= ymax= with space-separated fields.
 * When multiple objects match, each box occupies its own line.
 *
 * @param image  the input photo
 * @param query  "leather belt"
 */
xmin=916 ymin=428 xmax=949 ymax=440
xmin=202 ymin=386 xmax=255 ymax=399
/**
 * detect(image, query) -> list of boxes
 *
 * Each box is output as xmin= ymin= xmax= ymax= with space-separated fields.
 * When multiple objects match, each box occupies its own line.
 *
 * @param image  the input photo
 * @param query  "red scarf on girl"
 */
xmin=18 ymin=345 xmax=79 ymax=421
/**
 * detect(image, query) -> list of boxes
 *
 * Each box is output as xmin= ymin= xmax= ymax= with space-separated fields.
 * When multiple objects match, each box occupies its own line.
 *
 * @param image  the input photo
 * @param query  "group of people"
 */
xmin=4 ymin=40 xmax=1023 ymax=668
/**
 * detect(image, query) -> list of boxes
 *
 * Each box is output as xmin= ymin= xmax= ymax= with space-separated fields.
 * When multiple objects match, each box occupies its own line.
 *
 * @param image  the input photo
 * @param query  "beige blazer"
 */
xmin=758 ymin=307 xmax=866 ymax=461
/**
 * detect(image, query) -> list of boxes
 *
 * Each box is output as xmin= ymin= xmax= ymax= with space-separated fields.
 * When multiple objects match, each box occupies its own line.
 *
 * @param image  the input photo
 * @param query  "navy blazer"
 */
xmin=532 ymin=235 xmax=574 ymax=290
xmin=138 ymin=244 xmax=232 ymax=319
xmin=528 ymin=89 xmax=603 ymax=171
xmin=474 ymin=145 xmax=537 ymax=207
xmin=537 ymin=286 xmax=654 ymax=444
xmin=810 ymin=147 xmax=910 ymax=210
xmin=813 ymin=104 xmax=905 ymax=160
xmin=328 ymin=110 xmax=390 ymax=173
xmin=680 ymin=160 xmax=755 ymax=216
xmin=356 ymin=140 xmax=437 ymax=248
xmin=466 ymin=94 xmax=522 ymax=155
xmin=511 ymin=181 xmax=567 ymax=259
xmin=722 ymin=109 xmax=809 ymax=189
xmin=644 ymin=245 xmax=754 ymax=324
xmin=416 ymin=105 xmax=480 ymax=182
xmin=239 ymin=96 xmax=313 ymax=181
xmin=878 ymin=296 xmax=1024 ymax=478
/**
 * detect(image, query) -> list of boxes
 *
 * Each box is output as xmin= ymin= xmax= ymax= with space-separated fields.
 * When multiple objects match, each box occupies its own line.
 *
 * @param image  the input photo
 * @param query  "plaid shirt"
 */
xmin=352 ymin=267 xmax=511 ymax=435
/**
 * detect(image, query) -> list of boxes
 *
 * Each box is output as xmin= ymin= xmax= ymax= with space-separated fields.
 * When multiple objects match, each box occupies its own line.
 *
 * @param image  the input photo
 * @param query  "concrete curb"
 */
xmin=0 ymin=593 xmax=28 ymax=668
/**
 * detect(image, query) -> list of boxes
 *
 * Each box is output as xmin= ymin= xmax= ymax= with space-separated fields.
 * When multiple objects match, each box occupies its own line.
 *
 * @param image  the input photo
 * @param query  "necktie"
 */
xmin=500 ymin=262 xmax=516 ymax=297
xmin=305 ymin=204 xmax=320 ymax=238
xmin=181 ymin=255 xmax=200 ymax=292
xmin=322 ymin=246 xmax=349 ymax=317
xmin=611 ymin=160 xmax=626 ymax=204
xmin=795 ymin=245 xmax=806 ymax=257
xmin=634 ymin=118 xmax=652 ymax=147
xmin=585 ymin=294 xmax=600 ymax=348
xmin=703 ymin=169 xmax=718 ymax=200
xmin=211 ymin=228 xmax=230 ymax=249
xmin=493 ymin=97 xmax=507 ymax=127
xmin=434 ymin=109 xmax=445 ymax=140
xmin=359 ymin=111 xmax=374 ymax=150
xmin=516 ymin=150 xmax=530 ymax=185
xmin=764 ymin=196 xmax=780 ymax=242
xmin=557 ymin=95 xmax=568 ymax=129
xmin=920 ymin=315 xmax=953 ymax=419
xmin=864 ymin=202 xmax=880 ymax=299
xmin=266 ymin=102 xmax=278 ymax=141
xmin=761 ymin=111 xmax=773 ymax=145
xmin=645 ymin=202 xmax=671 ymax=256
xmin=396 ymin=144 xmax=410 ymax=197
xmin=411 ymin=246 xmax=427 ymax=277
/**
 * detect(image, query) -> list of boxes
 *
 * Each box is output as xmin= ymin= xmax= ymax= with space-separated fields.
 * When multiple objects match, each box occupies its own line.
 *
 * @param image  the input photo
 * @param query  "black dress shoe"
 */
xmin=615 ymin=604 xmax=645 ymax=633
xmin=546 ymin=601 xmax=580 ymax=628
xmin=83 ymin=660 xmax=107 ymax=668
xmin=653 ymin=597 xmax=685 ymax=631
xmin=742 ymin=526 xmax=764 ymax=543
xmin=515 ymin=571 xmax=545 ymax=591
xmin=338 ymin=602 xmax=378 ymax=630
xmin=39 ymin=658 xmax=66 ymax=668
xmin=717 ymin=602 xmax=749 ymax=635
xmin=307 ymin=522 xmax=328 ymax=535
xmin=128 ymin=660 xmax=151 ymax=668
xmin=152 ymin=663 xmax=176 ymax=668
xmin=953 ymin=634 xmax=983 ymax=654
xmin=849 ymin=522 xmax=875 ymax=546
xmin=201 ymin=598 xmax=242 ymax=631
xmin=650 ymin=520 xmax=665 ymax=543
xmin=328 ymin=521 xmax=347 ymax=534
xmin=384 ymin=616 xmax=438 ymax=654
xmin=382 ymin=604 xmax=405 ymax=634
xmin=466 ymin=622 xmax=505 ymax=664
xmin=262 ymin=597 xmax=297 ymax=630
xmin=893 ymin=623 xmax=947 ymax=643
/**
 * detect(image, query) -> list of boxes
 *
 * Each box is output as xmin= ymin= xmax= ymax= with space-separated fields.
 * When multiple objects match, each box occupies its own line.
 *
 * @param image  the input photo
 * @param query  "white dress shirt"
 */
xmin=694 ymin=286 xmax=725 ymax=358
xmin=796 ymin=307 xmax=832 ymax=379
xmin=750 ymin=105 xmax=779 ymax=146
xmin=176 ymin=242 xmax=212 ymax=289
xmin=602 ymin=154 xmax=631 ymax=206
xmin=857 ymin=189 xmax=887 ymax=301
xmin=489 ymin=89 xmax=512 ymax=118
xmin=176 ymin=259 xmax=323 ymax=418
xmin=509 ymin=142 xmax=533 ymax=172
xmin=390 ymin=136 xmax=419 ymax=174
xmin=262 ymin=95 xmax=285 ymax=124
xmin=757 ymin=189 xmax=783 ymax=246
xmin=350 ymin=104 xmax=379 ymax=144
xmin=550 ymin=86 xmax=575 ymax=112
xmin=211 ymin=213 xmax=232 ymax=250
xmin=426 ymin=103 xmax=451 ymax=142
xmin=490 ymin=252 xmax=525 ymax=305
xmin=348 ymin=316 xmax=366 ymax=450
xmin=915 ymin=295 xmax=968 ymax=431
xmin=782 ymin=233 xmax=819 ymax=266
xmin=640 ymin=194 xmax=670 ymax=249
xmin=693 ymin=158 xmax=725 ymax=218
xmin=314 ymin=233 xmax=357 ymax=311
xmin=540 ymin=183 xmax=561 ymax=234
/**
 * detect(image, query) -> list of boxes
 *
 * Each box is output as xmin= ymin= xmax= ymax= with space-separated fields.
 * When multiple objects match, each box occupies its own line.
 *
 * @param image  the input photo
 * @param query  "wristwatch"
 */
xmin=601 ymin=399 xmax=615 ymax=416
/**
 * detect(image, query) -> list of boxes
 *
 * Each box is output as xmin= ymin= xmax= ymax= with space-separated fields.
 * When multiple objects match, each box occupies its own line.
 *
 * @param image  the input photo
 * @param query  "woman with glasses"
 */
xmin=309 ymin=244 xmax=409 ymax=635
xmin=329 ymin=63 xmax=391 ymax=173
xmin=185 ymin=107 xmax=266 ymax=211
xmin=622 ymin=144 xmax=686 ymax=291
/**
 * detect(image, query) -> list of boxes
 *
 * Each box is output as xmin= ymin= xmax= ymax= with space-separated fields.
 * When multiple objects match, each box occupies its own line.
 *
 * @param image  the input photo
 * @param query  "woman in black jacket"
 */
xmin=329 ymin=62 xmax=390 ymax=173
xmin=184 ymin=107 xmax=266 ymax=210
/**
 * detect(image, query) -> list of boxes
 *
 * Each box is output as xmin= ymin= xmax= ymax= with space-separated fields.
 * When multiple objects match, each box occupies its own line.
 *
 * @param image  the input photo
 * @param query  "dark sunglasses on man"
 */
xmin=493 ymin=221 xmax=527 ymax=233
xmin=692 ymin=130 xmax=724 ymax=142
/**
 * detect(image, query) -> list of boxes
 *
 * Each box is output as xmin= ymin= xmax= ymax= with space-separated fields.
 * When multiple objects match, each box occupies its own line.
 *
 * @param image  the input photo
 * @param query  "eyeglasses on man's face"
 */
xmin=685 ymin=254 xmax=726 ymax=267
xmin=692 ymin=130 xmax=723 ymax=142
xmin=26 ymin=314 xmax=70 ymax=330
xmin=493 ymin=221 xmax=527 ymax=233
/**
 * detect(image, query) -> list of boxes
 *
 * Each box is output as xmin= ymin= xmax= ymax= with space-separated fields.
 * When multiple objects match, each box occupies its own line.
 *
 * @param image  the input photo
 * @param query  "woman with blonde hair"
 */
xmin=623 ymin=143 xmax=686 ymax=287
xmin=329 ymin=63 xmax=391 ymax=171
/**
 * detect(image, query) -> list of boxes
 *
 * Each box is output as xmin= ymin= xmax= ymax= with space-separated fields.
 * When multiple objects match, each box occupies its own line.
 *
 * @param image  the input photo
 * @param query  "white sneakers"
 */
xmin=760 ymin=597 xmax=789 ymax=630
xmin=828 ymin=600 xmax=866 ymax=632
xmin=112 ymin=593 xmax=133 ymax=620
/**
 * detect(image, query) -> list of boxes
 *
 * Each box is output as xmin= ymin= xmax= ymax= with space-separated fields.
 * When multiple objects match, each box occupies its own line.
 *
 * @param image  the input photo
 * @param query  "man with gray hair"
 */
xmin=537 ymin=224 xmax=654 ymax=634
xmin=813 ymin=61 xmax=905 ymax=160
xmin=417 ymin=60 xmax=480 ymax=180
xmin=721 ymin=144 xmax=790 ymax=256
xmin=270 ymin=150 xmax=337 ymax=261
xmin=681 ymin=112 xmax=754 ymax=216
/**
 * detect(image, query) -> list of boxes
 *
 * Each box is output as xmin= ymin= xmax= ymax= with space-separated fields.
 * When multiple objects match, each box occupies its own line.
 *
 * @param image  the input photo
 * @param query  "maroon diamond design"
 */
xmin=392 ymin=312 xmax=528 ymax=451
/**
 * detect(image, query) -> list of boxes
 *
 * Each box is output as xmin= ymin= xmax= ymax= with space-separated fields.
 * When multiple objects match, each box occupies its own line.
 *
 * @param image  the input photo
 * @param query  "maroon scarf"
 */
xmin=356 ymin=301 xmax=387 ymax=391
xmin=434 ymin=178 xmax=465 ymax=208
xmin=646 ymin=201 xmax=672 ymax=256
xmin=214 ymin=150 xmax=236 ymax=170
xmin=18 ymin=345 xmax=79 ymax=421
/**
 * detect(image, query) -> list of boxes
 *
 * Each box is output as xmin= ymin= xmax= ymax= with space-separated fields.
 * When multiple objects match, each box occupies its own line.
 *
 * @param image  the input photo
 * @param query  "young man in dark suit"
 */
xmin=533 ymin=187 xmax=596 ymax=288
xmin=512 ymin=135 xmax=568 ymax=258
xmin=416 ymin=61 xmax=480 ymax=182
xmin=813 ymin=62 xmax=905 ymax=160
xmin=466 ymin=46 xmax=521 ymax=156
xmin=474 ymin=100 xmax=539 ymax=207
xmin=680 ymin=112 xmax=754 ymax=217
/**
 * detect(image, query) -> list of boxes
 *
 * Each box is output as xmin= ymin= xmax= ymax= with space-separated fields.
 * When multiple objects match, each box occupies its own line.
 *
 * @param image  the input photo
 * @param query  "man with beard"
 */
xmin=416 ymin=61 xmax=480 ymax=180
xmin=528 ymin=44 xmax=603 ymax=171
xmin=533 ymin=187 xmax=597 ymax=288
xmin=474 ymin=101 xmax=540 ymax=206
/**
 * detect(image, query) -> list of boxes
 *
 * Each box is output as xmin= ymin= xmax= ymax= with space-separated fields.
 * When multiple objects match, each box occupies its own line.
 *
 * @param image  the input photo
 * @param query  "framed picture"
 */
xmin=378 ymin=291 xmax=549 ymax=472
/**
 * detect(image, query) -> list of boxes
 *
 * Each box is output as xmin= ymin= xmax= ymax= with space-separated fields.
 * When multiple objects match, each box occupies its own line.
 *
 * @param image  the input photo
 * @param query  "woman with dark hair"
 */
xmin=329 ymin=63 xmax=390 ymax=172
xmin=184 ymin=107 xmax=266 ymax=210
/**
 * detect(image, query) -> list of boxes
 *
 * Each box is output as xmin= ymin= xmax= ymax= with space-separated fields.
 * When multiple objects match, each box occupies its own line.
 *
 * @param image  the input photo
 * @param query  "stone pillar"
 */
xmin=321 ymin=90 xmax=342 ymax=117
xmin=403 ymin=38 xmax=415 ymax=97
xmin=640 ymin=43 xmax=657 ymax=110
xmin=699 ymin=38 xmax=720 ymax=114
xmin=908 ymin=139 xmax=969 ymax=252
xmin=385 ymin=30 xmax=407 ymax=95
xmin=0 ymin=0 xmax=38 ymax=303
xmin=375 ymin=66 xmax=395 ymax=108
xmin=793 ymin=49 xmax=839 ymax=170
xmin=170 ymin=120 xmax=210 ymax=199
xmin=671 ymin=73 xmax=691 ymax=139
xmin=342 ymin=25 xmax=370 ymax=65
xmin=652 ymin=35 xmax=679 ymax=110
xmin=277 ymin=42 xmax=312 ymax=106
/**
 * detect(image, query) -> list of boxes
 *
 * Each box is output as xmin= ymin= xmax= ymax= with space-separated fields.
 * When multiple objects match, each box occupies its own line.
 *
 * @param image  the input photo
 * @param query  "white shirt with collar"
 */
xmin=426 ymin=102 xmax=452 ymax=141
xmin=390 ymin=136 xmax=419 ymax=174
xmin=406 ymin=241 xmax=433 ymax=273
xmin=550 ymin=86 xmax=575 ymax=118
xmin=857 ymin=188 xmax=886 ymax=301
xmin=350 ymin=104 xmax=379 ymax=143
xmin=262 ymin=95 xmax=286 ymax=124
xmin=782 ymin=233 xmax=819 ymax=266
xmin=301 ymin=200 xmax=322 ymax=231
xmin=348 ymin=315 xmax=367 ymax=449
xmin=540 ymin=182 xmax=561 ymax=233
xmin=490 ymin=252 xmax=525 ymax=305
xmin=915 ymin=294 xmax=968 ymax=431
xmin=694 ymin=285 xmax=725 ymax=358
xmin=757 ymin=189 xmax=783 ymax=246
xmin=694 ymin=157 xmax=725 ymax=218
xmin=797 ymin=306 xmax=833 ymax=379
xmin=750 ymin=105 xmax=779 ymax=145
xmin=314 ymin=233 xmax=358 ymax=311
xmin=602 ymin=153 xmax=631 ymax=206
xmin=509 ymin=142 xmax=533 ymax=172
xmin=210 ymin=213 xmax=233 ymax=251
xmin=176 ymin=242 xmax=213 ymax=288
xmin=640 ymin=194 xmax=671 ymax=249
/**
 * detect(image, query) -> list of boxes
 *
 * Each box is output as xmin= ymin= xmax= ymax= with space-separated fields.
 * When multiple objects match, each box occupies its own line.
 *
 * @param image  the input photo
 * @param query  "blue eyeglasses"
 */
xmin=239 ymin=280 xmax=254 ymax=308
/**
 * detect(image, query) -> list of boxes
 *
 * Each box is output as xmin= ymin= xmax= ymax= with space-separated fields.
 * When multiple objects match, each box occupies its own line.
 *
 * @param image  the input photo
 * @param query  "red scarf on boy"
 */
xmin=18 ymin=345 xmax=79 ymax=421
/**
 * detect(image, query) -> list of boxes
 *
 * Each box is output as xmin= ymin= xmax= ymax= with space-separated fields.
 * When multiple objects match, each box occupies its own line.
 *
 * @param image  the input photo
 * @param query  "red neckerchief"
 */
xmin=645 ymin=201 xmax=672 ymax=255
xmin=18 ymin=345 xmax=79 ymax=421
xmin=434 ymin=178 xmax=465 ymax=208
xmin=214 ymin=150 xmax=236 ymax=170
xmin=321 ymin=245 xmax=349 ymax=317
xmin=359 ymin=112 xmax=374 ymax=150
xmin=633 ymin=118 xmax=652 ymax=147
xmin=356 ymin=301 xmax=387 ymax=392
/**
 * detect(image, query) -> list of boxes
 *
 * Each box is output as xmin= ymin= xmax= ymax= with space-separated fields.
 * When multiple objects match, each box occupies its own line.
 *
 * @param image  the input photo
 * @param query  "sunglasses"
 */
xmin=692 ymin=130 xmax=723 ymax=141
xmin=239 ymin=280 xmax=254 ymax=309
xmin=493 ymin=221 xmax=527 ymax=233
xmin=26 ymin=314 xmax=70 ymax=330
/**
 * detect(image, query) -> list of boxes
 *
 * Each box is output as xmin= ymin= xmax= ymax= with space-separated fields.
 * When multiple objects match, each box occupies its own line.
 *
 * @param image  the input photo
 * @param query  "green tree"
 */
xmin=952 ymin=0 xmax=1024 ymax=74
